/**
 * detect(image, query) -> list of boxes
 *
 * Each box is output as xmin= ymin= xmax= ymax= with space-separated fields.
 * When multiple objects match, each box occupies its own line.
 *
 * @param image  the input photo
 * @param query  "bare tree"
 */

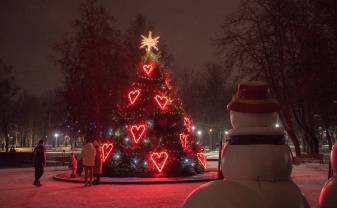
xmin=216 ymin=0 xmax=337 ymax=155
xmin=0 ymin=59 xmax=18 ymax=152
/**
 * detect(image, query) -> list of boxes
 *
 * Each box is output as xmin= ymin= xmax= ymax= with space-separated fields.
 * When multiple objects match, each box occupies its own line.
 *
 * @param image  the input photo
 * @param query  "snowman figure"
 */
xmin=318 ymin=141 xmax=337 ymax=208
xmin=183 ymin=81 xmax=309 ymax=208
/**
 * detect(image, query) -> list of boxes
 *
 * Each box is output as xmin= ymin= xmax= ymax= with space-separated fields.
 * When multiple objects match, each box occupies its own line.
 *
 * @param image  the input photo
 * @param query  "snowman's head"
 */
xmin=227 ymin=81 xmax=280 ymax=129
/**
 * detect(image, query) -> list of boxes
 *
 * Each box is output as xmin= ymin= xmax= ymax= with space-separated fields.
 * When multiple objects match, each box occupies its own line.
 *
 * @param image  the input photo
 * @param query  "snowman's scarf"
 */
xmin=228 ymin=134 xmax=285 ymax=145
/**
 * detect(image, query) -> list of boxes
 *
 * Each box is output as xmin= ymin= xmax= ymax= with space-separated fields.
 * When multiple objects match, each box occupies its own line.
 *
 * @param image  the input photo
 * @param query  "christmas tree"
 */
xmin=102 ymin=31 xmax=206 ymax=177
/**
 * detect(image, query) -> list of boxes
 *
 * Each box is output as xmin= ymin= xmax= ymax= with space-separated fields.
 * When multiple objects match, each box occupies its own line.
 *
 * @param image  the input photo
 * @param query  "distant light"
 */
xmin=209 ymin=128 xmax=213 ymax=133
xmin=54 ymin=133 xmax=59 ymax=138
xmin=224 ymin=131 xmax=229 ymax=135
xmin=192 ymin=126 xmax=196 ymax=131
xmin=143 ymin=161 xmax=148 ymax=167
xmin=197 ymin=130 xmax=202 ymax=136
xmin=275 ymin=123 xmax=280 ymax=128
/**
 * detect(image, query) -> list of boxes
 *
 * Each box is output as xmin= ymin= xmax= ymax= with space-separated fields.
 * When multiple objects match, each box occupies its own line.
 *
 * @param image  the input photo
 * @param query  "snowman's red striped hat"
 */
xmin=227 ymin=81 xmax=280 ymax=113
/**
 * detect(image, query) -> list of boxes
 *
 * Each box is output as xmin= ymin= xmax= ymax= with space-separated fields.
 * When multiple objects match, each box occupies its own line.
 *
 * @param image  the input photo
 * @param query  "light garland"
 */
xmin=128 ymin=89 xmax=141 ymax=105
xmin=154 ymin=95 xmax=169 ymax=110
xmin=129 ymin=124 xmax=146 ymax=144
xmin=142 ymin=64 xmax=154 ymax=76
xmin=150 ymin=151 xmax=169 ymax=173
xmin=102 ymin=143 xmax=114 ymax=162
xmin=179 ymin=133 xmax=188 ymax=149
xmin=197 ymin=153 xmax=207 ymax=169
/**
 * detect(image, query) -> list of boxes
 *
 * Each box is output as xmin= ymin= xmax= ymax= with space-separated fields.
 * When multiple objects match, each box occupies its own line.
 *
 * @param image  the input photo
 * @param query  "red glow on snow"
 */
xmin=154 ymin=95 xmax=169 ymax=109
xmin=151 ymin=151 xmax=169 ymax=173
xmin=197 ymin=153 xmax=207 ymax=169
xmin=128 ymin=89 xmax=141 ymax=105
xmin=142 ymin=64 xmax=153 ymax=76
xmin=102 ymin=143 xmax=113 ymax=162
xmin=130 ymin=124 xmax=146 ymax=144
xmin=179 ymin=133 xmax=188 ymax=149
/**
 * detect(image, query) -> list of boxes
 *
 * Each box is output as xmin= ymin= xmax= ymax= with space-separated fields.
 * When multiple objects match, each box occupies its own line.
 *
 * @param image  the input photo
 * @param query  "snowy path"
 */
xmin=0 ymin=163 xmax=328 ymax=208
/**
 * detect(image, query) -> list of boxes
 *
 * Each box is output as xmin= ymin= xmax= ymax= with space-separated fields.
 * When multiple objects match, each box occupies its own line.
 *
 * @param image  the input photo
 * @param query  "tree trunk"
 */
xmin=305 ymin=132 xmax=319 ymax=155
xmin=279 ymin=108 xmax=301 ymax=156
xmin=2 ymin=114 xmax=9 ymax=152
xmin=325 ymin=125 xmax=333 ymax=150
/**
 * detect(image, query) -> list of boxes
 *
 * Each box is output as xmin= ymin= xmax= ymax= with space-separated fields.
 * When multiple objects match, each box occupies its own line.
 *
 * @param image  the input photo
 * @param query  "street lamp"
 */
xmin=54 ymin=133 xmax=59 ymax=147
xmin=197 ymin=130 xmax=202 ymax=136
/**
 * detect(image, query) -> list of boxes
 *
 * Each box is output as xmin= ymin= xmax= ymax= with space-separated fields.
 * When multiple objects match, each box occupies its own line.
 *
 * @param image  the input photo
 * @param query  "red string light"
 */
xmin=179 ymin=133 xmax=188 ymax=149
xmin=130 ymin=124 xmax=146 ymax=144
xmin=128 ymin=89 xmax=141 ymax=105
xmin=142 ymin=64 xmax=153 ymax=76
xmin=150 ymin=151 xmax=169 ymax=173
xmin=102 ymin=143 xmax=113 ymax=162
xmin=184 ymin=117 xmax=192 ymax=130
xmin=197 ymin=153 xmax=207 ymax=169
xmin=154 ymin=95 xmax=169 ymax=109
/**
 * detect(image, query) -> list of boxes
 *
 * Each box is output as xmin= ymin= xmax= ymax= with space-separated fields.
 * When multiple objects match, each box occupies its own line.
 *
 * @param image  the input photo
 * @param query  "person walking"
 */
xmin=81 ymin=139 xmax=96 ymax=186
xmin=93 ymin=140 xmax=103 ymax=185
xmin=33 ymin=140 xmax=46 ymax=186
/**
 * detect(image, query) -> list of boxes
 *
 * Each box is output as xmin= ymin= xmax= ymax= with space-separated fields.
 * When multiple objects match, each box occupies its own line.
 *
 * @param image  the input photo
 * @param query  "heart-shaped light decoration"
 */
xmin=197 ymin=153 xmax=207 ymax=169
xmin=128 ymin=89 xmax=141 ymax=105
xmin=179 ymin=133 xmax=188 ymax=149
xmin=102 ymin=143 xmax=113 ymax=162
xmin=151 ymin=151 xmax=169 ymax=173
xmin=130 ymin=124 xmax=146 ymax=144
xmin=142 ymin=64 xmax=153 ymax=76
xmin=154 ymin=95 xmax=169 ymax=110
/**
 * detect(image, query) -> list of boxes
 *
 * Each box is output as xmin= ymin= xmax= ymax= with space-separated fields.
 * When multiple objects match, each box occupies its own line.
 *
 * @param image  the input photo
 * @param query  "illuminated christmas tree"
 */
xmin=102 ymin=31 xmax=206 ymax=177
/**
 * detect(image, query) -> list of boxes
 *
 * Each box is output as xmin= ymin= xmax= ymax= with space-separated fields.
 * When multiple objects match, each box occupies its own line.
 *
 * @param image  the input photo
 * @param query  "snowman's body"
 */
xmin=319 ymin=141 xmax=337 ymax=208
xmin=183 ymin=111 xmax=309 ymax=208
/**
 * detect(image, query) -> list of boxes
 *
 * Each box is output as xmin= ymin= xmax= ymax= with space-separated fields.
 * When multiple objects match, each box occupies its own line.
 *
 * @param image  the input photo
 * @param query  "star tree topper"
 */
xmin=140 ymin=31 xmax=160 ymax=53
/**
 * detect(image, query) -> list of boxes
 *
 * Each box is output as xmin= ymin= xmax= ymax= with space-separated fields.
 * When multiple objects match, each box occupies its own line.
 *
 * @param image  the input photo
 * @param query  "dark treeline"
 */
xmin=0 ymin=0 xmax=228 ymax=152
xmin=1 ymin=0 xmax=336 ymax=155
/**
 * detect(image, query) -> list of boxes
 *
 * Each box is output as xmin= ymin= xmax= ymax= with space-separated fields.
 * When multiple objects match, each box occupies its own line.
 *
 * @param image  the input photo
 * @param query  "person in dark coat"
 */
xmin=33 ymin=140 xmax=46 ymax=186
xmin=93 ymin=140 xmax=103 ymax=185
xmin=76 ymin=158 xmax=83 ymax=176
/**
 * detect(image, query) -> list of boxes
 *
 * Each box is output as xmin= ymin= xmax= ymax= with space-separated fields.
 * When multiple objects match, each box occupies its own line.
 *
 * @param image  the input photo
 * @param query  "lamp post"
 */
xmin=54 ymin=133 xmax=59 ymax=147
xmin=197 ymin=130 xmax=202 ymax=144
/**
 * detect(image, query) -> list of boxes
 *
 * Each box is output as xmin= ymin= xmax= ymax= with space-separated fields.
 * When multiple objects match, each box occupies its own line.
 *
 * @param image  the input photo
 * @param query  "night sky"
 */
xmin=0 ymin=0 xmax=238 ymax=95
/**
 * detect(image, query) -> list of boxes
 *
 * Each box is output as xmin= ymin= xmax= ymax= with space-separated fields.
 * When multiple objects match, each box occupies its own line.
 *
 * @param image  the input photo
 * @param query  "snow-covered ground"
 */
xmin=205 ymin=151 xmax=220 ymax=160
xmin=0 ymin=163 xmax=329 ymax=208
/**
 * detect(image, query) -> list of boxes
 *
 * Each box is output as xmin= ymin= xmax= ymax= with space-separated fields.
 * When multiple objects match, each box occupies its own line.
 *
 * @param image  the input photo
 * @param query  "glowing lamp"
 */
xmin=154 ymin=95 xmax=169 ymax=109
xmin=102 ymin=143 xmax=113 ymax=162
xmin=150 ymin=151 xmax=169 ymax=173
xmin=129 ymin=124 xmax=146 ymax=144
xmin=128 ymin=89 xmax=141 ymax=105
